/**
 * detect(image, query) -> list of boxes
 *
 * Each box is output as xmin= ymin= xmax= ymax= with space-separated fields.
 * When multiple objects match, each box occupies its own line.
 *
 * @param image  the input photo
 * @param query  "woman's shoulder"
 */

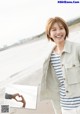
xmin=67 ymin=40 xmax=80 ymax=48
xmin=67 ymin=40 xmax=80 ymax=55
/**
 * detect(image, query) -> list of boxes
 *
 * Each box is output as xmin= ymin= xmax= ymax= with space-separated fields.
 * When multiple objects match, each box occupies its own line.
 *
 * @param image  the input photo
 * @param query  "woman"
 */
xmin=40 ymin=17 xmax=80 ymax=114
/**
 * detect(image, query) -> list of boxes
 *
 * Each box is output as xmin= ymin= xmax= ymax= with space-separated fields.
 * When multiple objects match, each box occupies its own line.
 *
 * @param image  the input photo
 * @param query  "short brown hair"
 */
xmin=45 ymin=17 xmax=69 ymax=41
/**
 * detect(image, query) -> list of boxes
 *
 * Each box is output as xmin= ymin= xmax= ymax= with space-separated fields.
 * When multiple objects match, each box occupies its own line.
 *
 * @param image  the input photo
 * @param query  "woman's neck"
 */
xmin=54 ymin=41 xmax=65 ymax=55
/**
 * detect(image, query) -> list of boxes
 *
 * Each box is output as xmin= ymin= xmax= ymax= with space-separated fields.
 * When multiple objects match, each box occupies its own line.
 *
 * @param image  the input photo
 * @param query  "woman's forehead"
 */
xmin=52 ymin=22 xmax=63 ymax=27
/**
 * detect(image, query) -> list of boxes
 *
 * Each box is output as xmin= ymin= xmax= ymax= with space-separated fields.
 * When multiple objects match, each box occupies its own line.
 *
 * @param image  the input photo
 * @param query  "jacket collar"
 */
xmin=63 ymin=40 xmax=72 ymax=53
xmin=49 ymin=40 xmax=71 ymax=58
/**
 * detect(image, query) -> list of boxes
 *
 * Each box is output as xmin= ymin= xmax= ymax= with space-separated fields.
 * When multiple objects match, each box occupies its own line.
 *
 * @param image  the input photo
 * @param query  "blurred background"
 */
xmin=0 ymin=0 xmax=80 ymax=47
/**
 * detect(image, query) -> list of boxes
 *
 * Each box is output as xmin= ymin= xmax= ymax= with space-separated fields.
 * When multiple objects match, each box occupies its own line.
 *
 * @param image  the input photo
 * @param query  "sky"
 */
xmin=0 ymin=0 xmax=80 ymax=46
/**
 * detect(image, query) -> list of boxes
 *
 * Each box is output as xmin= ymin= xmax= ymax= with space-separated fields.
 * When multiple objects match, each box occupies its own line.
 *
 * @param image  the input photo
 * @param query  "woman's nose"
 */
xmin=56 ymin=29 xmax=61 ymax=34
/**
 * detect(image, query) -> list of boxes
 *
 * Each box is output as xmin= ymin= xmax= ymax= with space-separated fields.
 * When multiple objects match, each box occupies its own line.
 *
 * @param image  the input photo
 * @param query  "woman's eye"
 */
xmin=52 ymin=29 xmax=56 ymax=31
xmin=60 ymin=27 xmax=64 ymax=30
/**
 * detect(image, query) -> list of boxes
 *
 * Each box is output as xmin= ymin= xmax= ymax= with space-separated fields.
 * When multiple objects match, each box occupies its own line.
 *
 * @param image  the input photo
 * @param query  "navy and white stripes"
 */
xmin=50 ymin=52 xmax=80 ymax=110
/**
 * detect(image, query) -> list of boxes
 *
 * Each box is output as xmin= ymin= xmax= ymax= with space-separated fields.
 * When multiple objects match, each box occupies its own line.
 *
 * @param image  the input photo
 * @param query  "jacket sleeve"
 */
xmin=40 ymin=57 xmax=62 ymax=114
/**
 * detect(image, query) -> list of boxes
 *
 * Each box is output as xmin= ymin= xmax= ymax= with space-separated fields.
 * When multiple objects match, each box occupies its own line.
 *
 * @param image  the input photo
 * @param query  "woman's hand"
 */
xmin=12 ymin=93 xmax=26 ymax=108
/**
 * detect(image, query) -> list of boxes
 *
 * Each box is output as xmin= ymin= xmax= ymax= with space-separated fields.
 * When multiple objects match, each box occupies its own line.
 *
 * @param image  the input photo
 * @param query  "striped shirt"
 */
xmin=50 ymin=52 xmax=80 ymax=110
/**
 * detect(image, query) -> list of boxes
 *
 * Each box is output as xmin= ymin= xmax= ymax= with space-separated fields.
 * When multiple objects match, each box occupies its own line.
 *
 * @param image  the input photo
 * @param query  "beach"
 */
xmin=0 ymin=22 xmax=80 ymax=114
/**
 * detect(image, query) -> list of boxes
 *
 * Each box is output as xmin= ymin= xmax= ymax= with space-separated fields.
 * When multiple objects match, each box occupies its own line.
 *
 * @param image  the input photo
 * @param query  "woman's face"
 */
xmin=49 ymin=22 xmax=66 ymax=44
